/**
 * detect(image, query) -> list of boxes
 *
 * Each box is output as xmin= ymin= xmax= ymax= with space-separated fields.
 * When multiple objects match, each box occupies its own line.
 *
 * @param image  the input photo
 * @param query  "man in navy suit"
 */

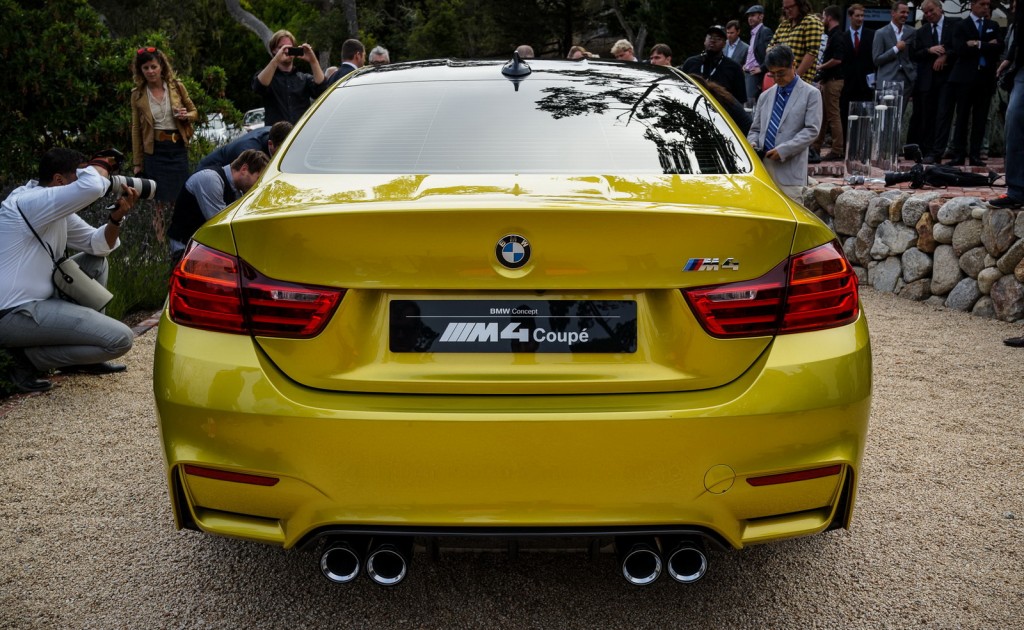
xmin=946 ymin=0 xmax=1002 ymax=166
xmin=839 ymin=4 xmax=876 ymax=142
xmin=322 ymin=39 xmax=366 ymax=89
xmin=909 ymin=0 xmax=958 ymax=163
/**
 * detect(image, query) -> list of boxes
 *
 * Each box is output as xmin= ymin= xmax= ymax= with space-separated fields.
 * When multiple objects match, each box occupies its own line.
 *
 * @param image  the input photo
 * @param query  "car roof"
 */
xmin=341 ymin=58 xmax=691 ymax=88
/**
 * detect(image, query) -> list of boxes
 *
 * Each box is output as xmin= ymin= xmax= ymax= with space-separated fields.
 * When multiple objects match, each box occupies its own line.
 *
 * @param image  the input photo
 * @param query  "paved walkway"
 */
xmin=809 ymin=156 xmax=1007 ymax=202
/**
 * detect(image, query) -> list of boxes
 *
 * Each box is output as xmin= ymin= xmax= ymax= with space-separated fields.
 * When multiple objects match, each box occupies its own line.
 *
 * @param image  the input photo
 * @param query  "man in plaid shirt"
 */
xmin=770 ymin=0 xmax=825 ymax=84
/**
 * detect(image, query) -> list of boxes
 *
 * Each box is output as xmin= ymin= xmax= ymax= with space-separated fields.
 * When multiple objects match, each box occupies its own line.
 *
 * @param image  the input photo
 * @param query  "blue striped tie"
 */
xmin=763 ymin=87 xmax=791 ymax=151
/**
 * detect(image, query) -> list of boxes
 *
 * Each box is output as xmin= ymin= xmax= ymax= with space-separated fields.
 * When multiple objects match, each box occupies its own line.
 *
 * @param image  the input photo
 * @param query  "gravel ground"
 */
xmin=1 ymin=289 xmax=1022 ymax=629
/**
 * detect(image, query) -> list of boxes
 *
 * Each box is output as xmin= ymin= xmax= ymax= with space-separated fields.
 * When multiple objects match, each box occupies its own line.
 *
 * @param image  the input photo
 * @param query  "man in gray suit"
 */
xmin=748 ymin=45 xmax=823 ymax=202
xmin=725 ymin=21 xmax=749 ymax=67
xmin=871 ymin=1 xmax=916 ymax=112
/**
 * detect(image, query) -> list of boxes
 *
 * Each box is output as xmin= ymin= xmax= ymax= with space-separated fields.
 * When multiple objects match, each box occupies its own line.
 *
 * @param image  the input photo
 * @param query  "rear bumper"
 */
xmin=154 ymin=309 xmax=871 ymax=550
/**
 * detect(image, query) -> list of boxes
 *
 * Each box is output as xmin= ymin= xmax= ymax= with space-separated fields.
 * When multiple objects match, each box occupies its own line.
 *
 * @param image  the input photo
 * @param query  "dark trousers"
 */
xmin=840 ymin=79 xmax=874 ymax=149
xmin=932 ymin=80 xmax=957 ymax=159
xmin=950 ymin=75 xmax=996 ymax=160
xmin=908 ymin=77 xmax=948 ymax=158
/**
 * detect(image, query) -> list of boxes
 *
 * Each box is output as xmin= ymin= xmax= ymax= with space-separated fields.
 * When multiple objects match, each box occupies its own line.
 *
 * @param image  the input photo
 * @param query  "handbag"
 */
xmin=16 ymin=203 xmax=113 ymax=311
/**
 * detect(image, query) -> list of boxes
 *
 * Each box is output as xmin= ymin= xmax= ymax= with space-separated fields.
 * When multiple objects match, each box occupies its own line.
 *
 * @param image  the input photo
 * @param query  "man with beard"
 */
xmin=681 ymin=25 xmax=748 ymax=105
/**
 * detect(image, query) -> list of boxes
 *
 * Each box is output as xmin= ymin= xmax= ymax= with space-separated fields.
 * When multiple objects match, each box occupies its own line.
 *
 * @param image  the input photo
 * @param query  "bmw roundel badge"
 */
xmin=496 ymin=234 xmax=531 ymax=269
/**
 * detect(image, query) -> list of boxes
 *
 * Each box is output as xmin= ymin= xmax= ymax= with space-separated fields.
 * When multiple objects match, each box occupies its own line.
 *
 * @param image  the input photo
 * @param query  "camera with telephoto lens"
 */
xmin=883 ymin=163 xmax=925 ymax=188
xmin=109 ymin=175 xmax=157 ymax=200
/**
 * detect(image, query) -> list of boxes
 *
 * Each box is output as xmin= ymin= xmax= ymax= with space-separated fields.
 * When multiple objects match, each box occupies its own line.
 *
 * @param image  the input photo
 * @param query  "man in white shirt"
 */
xmin=871 ymin=0 xmax=917 ymax=111
xmin=0 ymin=149 xmax=140 ymax=391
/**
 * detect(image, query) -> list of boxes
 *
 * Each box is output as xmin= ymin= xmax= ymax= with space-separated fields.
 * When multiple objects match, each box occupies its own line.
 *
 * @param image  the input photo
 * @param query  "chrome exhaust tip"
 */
xmin=665 ymin=539 xmax=708 ymax=584
xmin=616 ymin=537 xmax=663 ymax=586
xmin=320 ymin=540 xmax=361 ymax=584
xmin=366 ymin=537 xmax=413 ymax=587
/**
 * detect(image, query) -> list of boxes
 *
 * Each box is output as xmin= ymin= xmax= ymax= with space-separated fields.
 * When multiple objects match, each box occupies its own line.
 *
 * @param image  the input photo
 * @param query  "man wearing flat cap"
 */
xmin=742 ymin=5 xmax=774 ymax=104
xmin=681 ymin=25 xmax=748 ymax=104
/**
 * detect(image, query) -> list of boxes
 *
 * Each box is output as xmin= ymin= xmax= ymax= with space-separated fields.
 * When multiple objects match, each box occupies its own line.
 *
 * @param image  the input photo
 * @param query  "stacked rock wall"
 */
xmin=803 ymin=185 xmax=1024 ymax=322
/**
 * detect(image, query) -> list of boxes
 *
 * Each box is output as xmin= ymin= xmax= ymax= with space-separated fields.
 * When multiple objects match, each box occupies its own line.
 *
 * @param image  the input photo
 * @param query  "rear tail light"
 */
xmin=169 ymin=243 xmax=344 ymax=338
xmin=682 ymin=241 xmax=858 ymax=338
xmin=747 ymin=464 xmax=843 ymax=486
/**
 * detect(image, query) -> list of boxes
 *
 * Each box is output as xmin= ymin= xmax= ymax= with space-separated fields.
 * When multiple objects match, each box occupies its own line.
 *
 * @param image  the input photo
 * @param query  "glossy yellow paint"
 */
xmin=154 ymin=307 xmax=871 ymax=550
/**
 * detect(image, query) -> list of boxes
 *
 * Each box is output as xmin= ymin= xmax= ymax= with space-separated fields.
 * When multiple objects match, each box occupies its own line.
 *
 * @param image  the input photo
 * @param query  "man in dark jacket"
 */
xmin=197 ymin=122 xmax=293 ymax=171
xmin=742 ymin=5 xmax=773 ymax=105
xmin=946 ymin=0 xmax=1002 ymax=166
xmin=839 ymin=3 xmax=876 ymax=142
xmin=252 ymin=30 xmax=326 ymax=126
xmin=681 ymin=25 xmax=748 ymax=105
xmin=909 ymin=0 xmax=958 ymax=164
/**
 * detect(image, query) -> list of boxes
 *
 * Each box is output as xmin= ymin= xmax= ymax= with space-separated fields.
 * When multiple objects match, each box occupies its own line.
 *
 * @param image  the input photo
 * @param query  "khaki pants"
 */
xmin=813 ymin=79 xmax=845 ymax=154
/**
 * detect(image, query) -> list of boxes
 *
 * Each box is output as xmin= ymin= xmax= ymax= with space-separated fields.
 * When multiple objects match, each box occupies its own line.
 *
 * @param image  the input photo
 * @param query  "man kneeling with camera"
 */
xmin=0 ymin=148 xmax=142 ymax=392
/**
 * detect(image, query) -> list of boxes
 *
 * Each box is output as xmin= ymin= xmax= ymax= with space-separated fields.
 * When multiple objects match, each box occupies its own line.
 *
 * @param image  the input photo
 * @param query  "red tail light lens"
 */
xmin=169 ymin=243 xmax=344 ymax=338
xmin=683 ymin=241 xmax=858 ymax=338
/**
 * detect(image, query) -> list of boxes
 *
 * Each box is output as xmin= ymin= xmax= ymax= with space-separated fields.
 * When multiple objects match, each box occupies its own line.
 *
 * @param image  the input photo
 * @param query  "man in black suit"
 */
xmin=322 ymin=39 xmax=366 ymax=89
xmin=839 ymin=3 xmax=876 ymax=143
xmin=910 ymin=0 xmax=958 ymax=163
xmin=946 ymin=0 xmax=1002 ymax=166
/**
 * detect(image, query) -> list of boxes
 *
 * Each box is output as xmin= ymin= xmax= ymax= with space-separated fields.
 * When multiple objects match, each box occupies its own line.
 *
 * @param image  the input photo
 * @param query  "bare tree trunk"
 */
xmin=341 ymin=0 xmax=358 ymax=37
xmin=224 ymin=0 xmax=273 ymax=53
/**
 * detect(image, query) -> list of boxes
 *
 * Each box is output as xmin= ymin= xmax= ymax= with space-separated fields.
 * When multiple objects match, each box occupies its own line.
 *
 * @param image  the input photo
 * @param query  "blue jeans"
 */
xmin=0 ymin=254 xmax=133 ymax=369
xmin=1005 ymin=72 xmax=1024 ymax=201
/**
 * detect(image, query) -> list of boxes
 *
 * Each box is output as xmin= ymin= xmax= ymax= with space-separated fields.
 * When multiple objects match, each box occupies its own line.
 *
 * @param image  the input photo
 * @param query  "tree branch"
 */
xmin=224 ymin=0 xmax=273 ymax=52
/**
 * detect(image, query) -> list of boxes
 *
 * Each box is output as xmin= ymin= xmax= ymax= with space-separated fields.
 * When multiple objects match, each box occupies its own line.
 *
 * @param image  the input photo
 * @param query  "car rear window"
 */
xmin=280 ymin=73 xmax=751 ymax=175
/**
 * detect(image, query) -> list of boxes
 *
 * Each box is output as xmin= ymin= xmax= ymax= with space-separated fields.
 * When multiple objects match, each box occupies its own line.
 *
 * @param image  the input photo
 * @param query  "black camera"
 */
xmin=902 ymin=143 xmax=922 ymax=164
xmin=286 ymin=46 xmax=304 ymax=57
xmin=883 ymin=163 xmax=925 ymax=188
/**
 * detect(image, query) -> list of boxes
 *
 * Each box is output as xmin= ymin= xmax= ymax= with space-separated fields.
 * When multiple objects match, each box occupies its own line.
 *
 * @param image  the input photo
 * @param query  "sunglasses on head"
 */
xmin=136 ymin=46 xmax=157 ymax=55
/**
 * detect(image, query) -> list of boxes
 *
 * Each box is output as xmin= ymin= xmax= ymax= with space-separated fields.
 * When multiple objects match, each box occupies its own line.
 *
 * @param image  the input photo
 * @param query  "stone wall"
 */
xmin=802 ymin=184 xmax=1024 ymax=322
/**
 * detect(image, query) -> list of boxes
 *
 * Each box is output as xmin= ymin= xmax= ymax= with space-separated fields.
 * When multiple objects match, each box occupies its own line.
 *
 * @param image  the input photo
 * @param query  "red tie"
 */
xmin=854 ymin=31 xmax=860 ymax=52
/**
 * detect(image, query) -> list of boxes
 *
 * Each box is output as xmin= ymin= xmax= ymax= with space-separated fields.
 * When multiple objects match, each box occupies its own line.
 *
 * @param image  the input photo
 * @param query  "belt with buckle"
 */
xmin=156 ymin=130 xmax=181 ymax=143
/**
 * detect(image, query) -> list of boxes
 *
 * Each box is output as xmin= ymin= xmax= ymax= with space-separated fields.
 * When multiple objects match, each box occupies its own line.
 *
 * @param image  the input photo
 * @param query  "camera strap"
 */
xmin=15 ymin=201 xmax=73 ymax=282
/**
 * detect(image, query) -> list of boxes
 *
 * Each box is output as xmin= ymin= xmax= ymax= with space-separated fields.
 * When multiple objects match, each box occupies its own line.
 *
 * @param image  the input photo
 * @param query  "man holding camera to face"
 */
xmin=253 ymin=29 xmax=326 ymax=126
xmin=0 ymin=149 xmax=141 ymax=392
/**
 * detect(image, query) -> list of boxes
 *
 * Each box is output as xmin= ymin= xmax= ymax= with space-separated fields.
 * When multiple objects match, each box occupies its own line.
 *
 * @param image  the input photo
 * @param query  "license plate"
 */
xmin=390 ymin=300 xmax=637 ymax=353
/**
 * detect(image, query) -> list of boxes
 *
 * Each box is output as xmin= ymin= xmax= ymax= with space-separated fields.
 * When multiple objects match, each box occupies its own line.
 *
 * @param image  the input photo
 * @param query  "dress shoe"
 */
xmin=59 ymin=362 xmax=127 ymax=375
xmin=968 ymin=157 xmax=986 ymax=167
xmin=6 ymin=348 xmax=52 ymax=392
xmin=808 ymin=148 xmax=822 ymax=164
xmin=988 ymin=194 xmax=1024 ymax=209
xmin=1004 ymin=336 xmax=1024 ymax=347
xmin=946 ymin=158 xmax=965 ymax=166
xmin=822 ymin=151 xmax=845 ymax=161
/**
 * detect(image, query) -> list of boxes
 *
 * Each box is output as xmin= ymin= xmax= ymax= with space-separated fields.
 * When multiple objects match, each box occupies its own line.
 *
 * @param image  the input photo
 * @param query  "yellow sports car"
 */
xmin=154 ymin=56 xmax=871 ymax=587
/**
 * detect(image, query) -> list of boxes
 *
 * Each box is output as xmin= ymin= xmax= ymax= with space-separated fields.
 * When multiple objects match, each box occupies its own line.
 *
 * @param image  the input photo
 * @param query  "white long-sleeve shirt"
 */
xmin=0 ymin=166 xmax=117 ymax=310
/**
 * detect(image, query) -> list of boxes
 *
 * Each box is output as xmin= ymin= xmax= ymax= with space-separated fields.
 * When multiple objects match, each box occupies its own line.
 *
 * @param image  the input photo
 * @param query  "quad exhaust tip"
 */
xmin=617 ymin=537 xmax=663 ymax=586
xmin=320 ymin=541 xmax=361 ymax=584
xmin=366 ymin=539 xmax=411 ymax=587
xmin=665 ymin=540 xmax=708 ymax=584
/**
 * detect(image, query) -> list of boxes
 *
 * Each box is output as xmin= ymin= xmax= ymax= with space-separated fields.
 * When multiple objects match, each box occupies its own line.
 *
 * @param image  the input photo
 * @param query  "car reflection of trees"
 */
xmin=533 ymin=76 xmax=745 ymax=175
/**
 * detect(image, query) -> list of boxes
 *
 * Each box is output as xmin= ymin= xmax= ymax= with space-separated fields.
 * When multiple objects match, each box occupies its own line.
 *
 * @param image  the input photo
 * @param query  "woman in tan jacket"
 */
xmin=130 ymin=47 xmax=196 ymax=207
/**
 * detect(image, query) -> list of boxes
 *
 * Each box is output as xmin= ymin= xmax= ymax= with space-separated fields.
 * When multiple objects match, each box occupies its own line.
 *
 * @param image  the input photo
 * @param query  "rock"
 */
xmin=1016 ymin=211 xmax=1024 ymax=239
xmin=958 ymin=246 xmax=988 ymax=279
xmin=981 ymin=208 xmax=1017 ymax=257
xmin=1018 ymin=257 xmax=1024 ymax=283
xmin=971 ymin=296 xmax=996 ymax=318
xmin=854 ymin=266 xmax=868 ymax=286
xmin=871 ymin=220 xmax=918 ymax=259
xmin=925 ymin=295 xmax=947 ymax=308
xmin=890 ymin=192 xmax=912 ymax=224
xmin=812 ymin=184 xmax=838 ymax=214
xmin=945 ymin=278 xmax=981 ymax=311
xmin=997 ymin=238 xmax=1024 ymax=275
xmin=991 ymin=275 xmax=1024 ymax=321
xmin=899 ymin=278 xmax=931 ymax=301
xmin=937 ymin=197 xmax=980 ymax=225
xmin=869 ymin=256 xmax=903 ymax=292
xmin=813 ymin=208 xmax=832 ymax=226
xmin=916 ymin=213 xmax=936 ymax=253
xmin=971 ymin=205 xmax=987 ymax=220
xmin=901 ymin=192 xmax=940 ymax=227
xmin=931 ymin=244 xmax=964 ymax=295
xmin=834 ymin=190 xmax=876 ymax=236
xmin=928 ymin=198 xmax=943 ymax=221
xmin=933 ymin=222 xmax=955 ymax=244
xmin=843 ymin=236 xmax=858 ymax=263
xmin=985 ymin=253 xmax=997 ymax=267
xmin=978 ymin=267 xmax=1003 ymax=295
xmin=866 ymin=196 xmax=892 ymax=228
xmin=855 ymin=225 xmax=876 ymax=266
xmin=802 ymin=186 xmax=821 ymax=212
xmin=951 ymin=218 xmax=983 ymax=256
xmin=902 ymin=247 xmax=933 ymax=282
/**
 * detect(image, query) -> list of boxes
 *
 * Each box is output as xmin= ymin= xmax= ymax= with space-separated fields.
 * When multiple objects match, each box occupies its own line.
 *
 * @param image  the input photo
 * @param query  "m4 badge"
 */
xmin=683 ymin=257 xmax=740 ymax=271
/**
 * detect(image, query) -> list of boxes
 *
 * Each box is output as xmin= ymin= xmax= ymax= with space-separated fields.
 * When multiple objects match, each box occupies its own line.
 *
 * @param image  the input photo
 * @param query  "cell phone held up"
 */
xmin=286 ymin=46 xmax=304 ymax=57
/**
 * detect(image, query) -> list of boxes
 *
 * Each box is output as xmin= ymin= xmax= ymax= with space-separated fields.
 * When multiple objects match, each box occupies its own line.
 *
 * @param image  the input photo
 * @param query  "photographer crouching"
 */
xmin=0 ymin=148 xmax=142 ymax=392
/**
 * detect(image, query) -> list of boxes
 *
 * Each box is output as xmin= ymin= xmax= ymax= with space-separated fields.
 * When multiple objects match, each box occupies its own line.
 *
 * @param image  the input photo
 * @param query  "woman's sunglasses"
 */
xmin=136 ymin=47 xmax=157 ymax=55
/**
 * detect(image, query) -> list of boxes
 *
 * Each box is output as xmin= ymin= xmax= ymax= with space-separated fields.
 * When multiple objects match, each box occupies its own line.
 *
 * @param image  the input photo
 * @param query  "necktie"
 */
xmin=978 ymin=19 xmax=986 ymax=66
xmin=763 ymin=87 xmax=790 ymax=152
xmin=933 ymin=24 xmax=938 ymax=41
xmin=854 ymin=30 xmax=860 ymax=52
